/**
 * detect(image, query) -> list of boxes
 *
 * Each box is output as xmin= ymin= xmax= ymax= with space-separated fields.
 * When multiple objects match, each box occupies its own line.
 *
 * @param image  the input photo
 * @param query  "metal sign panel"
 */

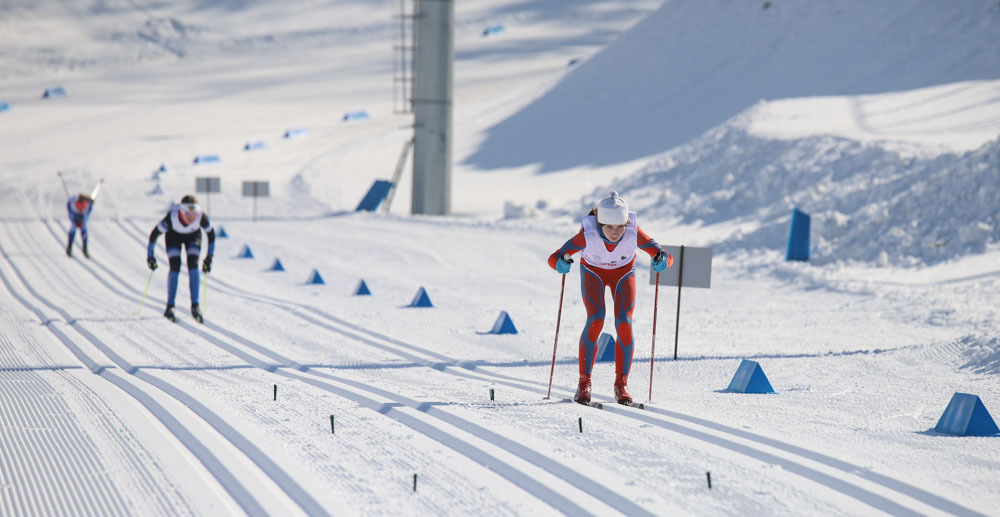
xmin=196 ymin=177 xmax=221 ymax=193
xmin=649 ymin=245 xmax=712 ymax=288
xmin=242 ymin=181 xmax=269 ymax=197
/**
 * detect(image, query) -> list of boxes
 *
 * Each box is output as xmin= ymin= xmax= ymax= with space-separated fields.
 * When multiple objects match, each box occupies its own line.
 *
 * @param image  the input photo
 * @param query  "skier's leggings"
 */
xmin=578 ymin=261 xmax=636 ymax=377
xmin=165 ymin=240 xmax=201 ymax=307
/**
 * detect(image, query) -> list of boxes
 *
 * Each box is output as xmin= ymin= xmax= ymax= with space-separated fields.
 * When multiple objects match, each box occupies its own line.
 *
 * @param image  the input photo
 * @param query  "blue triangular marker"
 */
xmin=217 ymin=226 xmax=228 ymax=238
xmin=595 ymin=333 xmax=615 ymax=362
xmin=489 ymin=311 xmax=517 ymax=334
xmin=935 ymin=393 xmax=999 ymax=436
xmin=307 ymin=269 xmax=325 ymax=285
xmin=726 ymin=359 xmax=775 ymax=394
xmin=269 ymin=258 xmax=284 ymax=271
xmin=355 ymin=279 xmax=371 ymax=295
xmin=157 ymin=163 xmax=168 ymax=172
xmin=409 ymin=287 xmax=433 ymax=307
xmin=238 ymin=245 xmax=253 ymax=258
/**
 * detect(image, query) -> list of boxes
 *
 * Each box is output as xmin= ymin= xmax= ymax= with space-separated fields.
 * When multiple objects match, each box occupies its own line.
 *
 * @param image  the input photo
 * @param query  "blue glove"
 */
xmin=555 ymin=254 xmax=573 ymax=274
xmin=651 ymin=251 xmax=671 ymax=272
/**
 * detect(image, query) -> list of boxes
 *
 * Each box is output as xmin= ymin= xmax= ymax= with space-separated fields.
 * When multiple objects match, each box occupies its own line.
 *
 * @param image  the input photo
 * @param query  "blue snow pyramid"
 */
xmin=934 ymin=393 xmax=999 ymax=436
xmin=343 ymin=110 xmax=370 ymax=122
xmin=409 ymin=287 xmax=433 ymax=308
xmin=355 ymin=279 xmax=371 ymax=295
xmin=482 ymin=24 xmax=505 ymax=36
xmin=269 ymin=258 xmax=285 ymax=271
xmin=595 ymin=333 xmax=616 ymax=362
xmin=488 ymin=311 xmax=517 ymax=334
xmin=284 ymin=128 xmax=309 ymax=139
xmin=238 ymin=245 xmax=254 ymax=258
xmin=307 ymin=269 xmax=325 ymax=285
xmin=217 ymin=226 xmax=228 ymax=238
xmin=157 ymin=163 xmax=168 ymax=173
xmin=785 ymin=207 xmax=811 ymax=262
xmin=0 ymin=101 xmax=11 ymax=113
xmin=42 ymin=86 xmax=67 ymax=99
xmin=244 ymin=140 xmax=267 ymax=151
xmin=194 ymin=154 xmax=221 ymax=164
xmin=725 ymin=359 xmax=775 ymax=394
xmin=148 ymin=183 xmax=163 ymax=196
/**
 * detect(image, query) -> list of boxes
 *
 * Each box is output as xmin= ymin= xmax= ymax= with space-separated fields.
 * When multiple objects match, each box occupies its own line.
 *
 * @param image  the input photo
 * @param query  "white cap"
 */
xmin=596 ymin=191 xmax=628 ymax=225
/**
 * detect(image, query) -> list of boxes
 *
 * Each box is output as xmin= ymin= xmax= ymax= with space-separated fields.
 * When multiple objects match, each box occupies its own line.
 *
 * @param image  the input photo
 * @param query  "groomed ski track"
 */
xmin=0 ymin=209 xmax=985 ymax=516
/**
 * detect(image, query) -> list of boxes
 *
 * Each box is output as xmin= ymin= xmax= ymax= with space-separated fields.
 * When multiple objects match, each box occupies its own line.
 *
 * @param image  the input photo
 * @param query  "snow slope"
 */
xmin=1 ymin=0 xmax=999 ymax=515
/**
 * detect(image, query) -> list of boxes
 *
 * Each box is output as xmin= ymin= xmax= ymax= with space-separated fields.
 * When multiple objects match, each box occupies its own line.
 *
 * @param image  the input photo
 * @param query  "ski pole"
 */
xmin=57 ymin=171 xmax=70 ymax=199
xmin=648 ymin=271 xmax=660 ymax=402
xmin=545 ymin=273 xmax=567 ymax=399
xmin=90 ymin=178 xmax=103 ymax=201
xmin=137 ymin=269 xmax=154 ymax=316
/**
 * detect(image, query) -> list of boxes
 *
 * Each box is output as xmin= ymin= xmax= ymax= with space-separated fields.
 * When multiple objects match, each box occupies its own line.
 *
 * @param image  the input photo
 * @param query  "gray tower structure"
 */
xmin=410 ymin=0 xmax=453 ymax=215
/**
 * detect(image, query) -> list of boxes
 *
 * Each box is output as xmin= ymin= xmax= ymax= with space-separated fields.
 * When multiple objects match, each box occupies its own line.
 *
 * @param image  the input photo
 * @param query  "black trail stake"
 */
xmin=273 ymin=384 xmax=277 ymax=401
xmin=330 ymin=415 xmax=335 ymax=434
xmin=413 ymin=473 xmax=418 ymax=492
xmin=490 ymin=388 xmax=494 ymax=401
xmin=578 ymin=417 xmax=583 ymax=433
xmin=707 ymin=471 xmax=712 ymax=489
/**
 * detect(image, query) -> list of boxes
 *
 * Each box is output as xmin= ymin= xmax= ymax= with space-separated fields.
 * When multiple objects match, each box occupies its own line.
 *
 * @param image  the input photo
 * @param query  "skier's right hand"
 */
xmin=555 ymin=254 xmax=573 ymax=274
xmin=147 ymin=256 xmax=157 ymax=270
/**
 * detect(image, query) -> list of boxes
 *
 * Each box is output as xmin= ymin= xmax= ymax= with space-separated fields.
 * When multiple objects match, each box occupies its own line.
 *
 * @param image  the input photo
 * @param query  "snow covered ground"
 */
xmin=1 ymin=0 xmax=999 ymax=515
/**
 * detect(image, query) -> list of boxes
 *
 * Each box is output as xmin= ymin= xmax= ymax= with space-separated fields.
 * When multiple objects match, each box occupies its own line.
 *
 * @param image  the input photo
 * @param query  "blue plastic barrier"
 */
xmin=356 ymin=180 xmax=394 ymax=212
xmin=284 ymin=128 xmax=309 ymax=139
xmin=482 ymin=24 xmax=505 ymax=36
xmin=726 ymin=359 xmax=775 ymax=393
xmin=148 ymin=183 xmax=163 ymax=196
xmin=42 ymin=87 xmax=67 ymax=99
xmin=343 ymin=110 xmax=370 ymax=122
xmin=0 ymin=101 xmax=10 ymax=112
xmin=409 ymin=287 xmax=433 ymax=308
xmin=217 ymin=226 xmax=228 ymax=238
xmin=244 ymin=140 xmax=268 ymax=151
xmin=785 ymin=207 xmax=810 ymax=261
xmin=157 ymin=163 xmax=168 ymax=173
xmin=935 ymin=393 xmax=999 ymax=436
xmin=194 ymin=154 xmax=221 ymax=164
xmin=307 ymin=269 xmax=325 ymax=285
xmin=489 ymin=311 xmax=517 ymax=334
xmin=269 ymin=258 xmax=285 ymax=271
xmin=238 ymin=245 xmax=254 ymax=258
xmin=355 ymin=279 xmax=371 ymax=295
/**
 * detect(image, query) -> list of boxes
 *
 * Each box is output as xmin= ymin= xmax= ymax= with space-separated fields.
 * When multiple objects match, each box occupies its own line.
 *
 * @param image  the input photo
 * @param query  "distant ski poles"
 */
xmin=138 ymin=269 xmax=154 ymax=316
xmin=57 ymin=171 xmax=70 ymax=198
xmin=545 ymin=273 xmax=567 ymax=399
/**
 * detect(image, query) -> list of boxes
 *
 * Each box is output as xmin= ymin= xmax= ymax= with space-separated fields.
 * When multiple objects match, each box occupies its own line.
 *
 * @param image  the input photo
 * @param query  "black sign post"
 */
xmin=241 ymin=181 xmax=269 ymax=222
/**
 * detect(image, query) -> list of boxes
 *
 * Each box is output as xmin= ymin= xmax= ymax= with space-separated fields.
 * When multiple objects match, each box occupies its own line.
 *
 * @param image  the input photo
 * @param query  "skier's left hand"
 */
xmin=652 ymin=251 xmax=672 ymax=272
xmin=202 ymin=254 xmax=213 ymax=273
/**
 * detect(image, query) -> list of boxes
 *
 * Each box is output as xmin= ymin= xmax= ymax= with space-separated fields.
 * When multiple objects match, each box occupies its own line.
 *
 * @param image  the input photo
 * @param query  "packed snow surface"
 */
xmin=1 ymin=0 xmax=998 ymax=515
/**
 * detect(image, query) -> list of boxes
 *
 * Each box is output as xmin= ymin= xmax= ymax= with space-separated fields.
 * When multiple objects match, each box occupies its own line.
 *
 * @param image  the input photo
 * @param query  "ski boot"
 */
xmin=82 ymin=242 xmax=89 ymax=259
xmin=614 ymin=373 xmax=633 ymax=405
xmin=163 ymin=305 xmax=177 ymax=322
xmin=66 ymin=241 xmax=73 ymax=257
xmin=191 ymin=304 xmax=203 ymax=323
xmin=574 ymin=374 xmax=592 ymax=405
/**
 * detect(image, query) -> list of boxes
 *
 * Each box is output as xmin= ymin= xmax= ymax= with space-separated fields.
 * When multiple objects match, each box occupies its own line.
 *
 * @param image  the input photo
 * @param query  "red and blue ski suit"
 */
xmin=548 ymin=213 xmax=666 ymax=378
xmin=66 ymin=197 xmax=93 ymax=251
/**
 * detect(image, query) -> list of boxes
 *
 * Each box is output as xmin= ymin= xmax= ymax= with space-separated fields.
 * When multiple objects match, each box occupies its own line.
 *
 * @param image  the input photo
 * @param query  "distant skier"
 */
xmin=146 ymin=195 xmax=215 ymax=323
xmin=66 ymin=193 xmax=94 ymax=258
xmin=547 ymin=191 xmax=672 ymax=405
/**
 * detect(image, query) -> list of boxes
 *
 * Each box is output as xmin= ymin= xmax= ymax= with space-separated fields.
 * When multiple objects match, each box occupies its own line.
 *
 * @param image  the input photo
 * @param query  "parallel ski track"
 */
xmin=0 ymin=310 xmax=185 ymax=516
xmin=31 ymin=216 xmax=658 ymax=516
xmin=115 ymin=217 xmax=986 ymax=517
xmin=1 ymin=220 xmax=322 ymax=517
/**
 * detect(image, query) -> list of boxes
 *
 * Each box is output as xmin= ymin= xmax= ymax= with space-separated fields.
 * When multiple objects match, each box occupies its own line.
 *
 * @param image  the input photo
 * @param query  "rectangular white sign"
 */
xmin=648 ymin=245 xmax=712 ymax=288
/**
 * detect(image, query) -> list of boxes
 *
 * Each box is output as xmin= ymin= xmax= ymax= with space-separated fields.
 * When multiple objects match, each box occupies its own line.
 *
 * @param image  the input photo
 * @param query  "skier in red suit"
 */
xmin=548 ymin=191 xmax=672 ymax=405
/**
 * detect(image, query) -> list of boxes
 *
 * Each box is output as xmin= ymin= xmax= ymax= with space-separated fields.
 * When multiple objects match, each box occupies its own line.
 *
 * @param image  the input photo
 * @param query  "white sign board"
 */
xmin=649 ymin=245 xmax=712 ymax=288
